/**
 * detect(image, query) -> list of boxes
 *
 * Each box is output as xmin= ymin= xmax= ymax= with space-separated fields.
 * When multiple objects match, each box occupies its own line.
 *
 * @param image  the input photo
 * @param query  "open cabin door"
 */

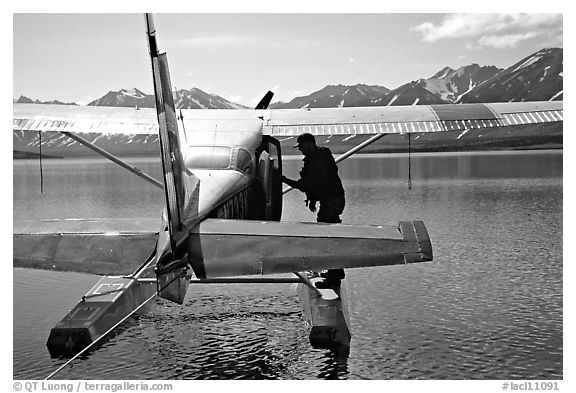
xmin=257 ymin=136 xmax=283 ymax=221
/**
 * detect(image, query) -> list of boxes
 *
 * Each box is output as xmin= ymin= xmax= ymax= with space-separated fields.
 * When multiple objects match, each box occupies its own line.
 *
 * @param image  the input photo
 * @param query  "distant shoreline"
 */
xmin=13 ymin=151 xmax=63 ymax=160
xmin=281 ymin=143 xmax=563 ymax=155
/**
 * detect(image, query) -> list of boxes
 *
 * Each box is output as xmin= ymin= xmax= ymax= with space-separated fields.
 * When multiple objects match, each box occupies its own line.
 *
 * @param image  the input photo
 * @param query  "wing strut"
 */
xmin=283 ymin=133 xmax=387 ymax=194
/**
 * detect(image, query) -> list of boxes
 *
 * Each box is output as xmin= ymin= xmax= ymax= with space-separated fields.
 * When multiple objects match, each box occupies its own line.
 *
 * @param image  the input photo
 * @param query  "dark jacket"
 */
xmin=286 ymin=146 xmax=345 ymax=202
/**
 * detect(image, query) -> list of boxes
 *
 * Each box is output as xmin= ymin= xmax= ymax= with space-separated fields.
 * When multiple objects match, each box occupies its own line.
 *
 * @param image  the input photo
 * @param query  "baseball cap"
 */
xmin=293 ymin=133 xmax=316 ymax=148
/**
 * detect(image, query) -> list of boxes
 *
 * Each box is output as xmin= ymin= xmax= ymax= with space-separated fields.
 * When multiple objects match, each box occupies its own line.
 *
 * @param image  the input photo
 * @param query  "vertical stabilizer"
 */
xmin=145 ymin=14 xmax=198 ymax=252
xmin=145 ymin=14 xmax=197 ymax=303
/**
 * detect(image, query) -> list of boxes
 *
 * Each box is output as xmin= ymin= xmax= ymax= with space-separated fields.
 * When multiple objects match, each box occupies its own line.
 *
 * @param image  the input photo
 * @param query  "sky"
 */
xmin=12 ymin=7 xmax=564 ymax=107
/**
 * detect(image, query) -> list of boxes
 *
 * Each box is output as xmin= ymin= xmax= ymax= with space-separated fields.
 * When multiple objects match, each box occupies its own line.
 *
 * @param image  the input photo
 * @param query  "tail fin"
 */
xmin=145 ymin=14 xmax=198 ymax=253
xmin=145 ymin=14 xmax=199 ymax=304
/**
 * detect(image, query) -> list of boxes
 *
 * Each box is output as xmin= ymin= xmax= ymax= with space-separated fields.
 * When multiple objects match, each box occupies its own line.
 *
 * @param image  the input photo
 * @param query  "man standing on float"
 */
xmin=282 ymin=133 xmax=346 ymax=289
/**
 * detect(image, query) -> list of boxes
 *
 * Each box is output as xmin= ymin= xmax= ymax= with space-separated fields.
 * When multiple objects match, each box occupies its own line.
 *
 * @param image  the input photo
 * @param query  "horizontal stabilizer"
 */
xmin=188 ymin=219 xmax=433 ymax=278
xmin=13 ymin=218 xmax=160 ymax=275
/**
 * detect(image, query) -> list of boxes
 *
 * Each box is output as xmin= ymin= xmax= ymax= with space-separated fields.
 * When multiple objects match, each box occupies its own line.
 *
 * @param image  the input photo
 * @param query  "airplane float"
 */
xmin=13 ymin=14 xmax=563 ymax=375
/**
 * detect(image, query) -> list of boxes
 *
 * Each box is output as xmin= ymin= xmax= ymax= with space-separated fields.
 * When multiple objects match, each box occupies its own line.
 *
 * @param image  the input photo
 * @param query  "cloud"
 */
xmin=478 ymin=32 xmax=538 ymax=49
xmin=348 ymin=57 xmax=358 ymax=64
xmin=412 ymin=13 xmax=562 ymax=44
xmin=541 ymin=27 xmax=564 ymax=47
xmin=464 ymin=43 xmax=482 ymax=51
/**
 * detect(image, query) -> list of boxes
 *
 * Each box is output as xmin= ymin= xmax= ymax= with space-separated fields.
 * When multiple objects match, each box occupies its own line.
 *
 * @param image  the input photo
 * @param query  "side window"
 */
xmin=236 ymin=149 xmax=253 ymax=174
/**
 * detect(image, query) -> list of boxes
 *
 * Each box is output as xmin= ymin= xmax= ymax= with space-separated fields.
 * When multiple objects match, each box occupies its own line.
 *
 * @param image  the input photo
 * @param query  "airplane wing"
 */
xmin=13 ymin=218 xmax=430 ymax=276
xmin=13 ymin=104 xmax=158 ymax=135
xmin=14 ymin=100 xmax=563 ymax=136
xmin=261 ymin=101 xmax=563 ymax=136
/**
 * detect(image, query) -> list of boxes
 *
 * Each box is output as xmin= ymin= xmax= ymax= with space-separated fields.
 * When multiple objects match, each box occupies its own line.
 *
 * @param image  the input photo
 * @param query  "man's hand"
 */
xmin=282 ymin=175 xmax=301 ymax=190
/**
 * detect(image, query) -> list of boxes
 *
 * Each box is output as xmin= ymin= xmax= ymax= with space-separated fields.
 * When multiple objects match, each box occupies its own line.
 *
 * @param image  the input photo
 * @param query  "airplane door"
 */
xmin=257 ymin=136 xmax=282 ymax=221
xmin=266 ymin=137 xmax=283 ymax=221
xmin=257 ymin=150 xmax=273 ymax=219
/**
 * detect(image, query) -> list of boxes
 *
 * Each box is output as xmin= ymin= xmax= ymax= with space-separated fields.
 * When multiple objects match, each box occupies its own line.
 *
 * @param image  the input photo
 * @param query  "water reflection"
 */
xmin=317 ymin=350 xmax=350 ymax=380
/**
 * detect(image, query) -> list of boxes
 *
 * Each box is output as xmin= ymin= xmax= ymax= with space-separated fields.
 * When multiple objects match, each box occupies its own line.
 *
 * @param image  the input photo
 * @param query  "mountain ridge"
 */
xmin=15 ymin=47 xmax=563 ymax=109
xmin=456 ymin=48 xmax=563 ymax=103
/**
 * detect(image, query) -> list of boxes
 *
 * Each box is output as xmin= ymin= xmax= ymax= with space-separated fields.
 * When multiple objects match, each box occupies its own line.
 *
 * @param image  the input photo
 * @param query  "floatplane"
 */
xmin=13 ymin=14 xmax=563 ymax=365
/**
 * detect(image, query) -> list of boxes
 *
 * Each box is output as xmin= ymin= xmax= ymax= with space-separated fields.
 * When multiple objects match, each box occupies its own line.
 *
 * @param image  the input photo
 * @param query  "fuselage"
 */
xmin=151 ymin=115 xmax=284 ymax=282
xmin=182 ymin=120 xmax=263 ymax=221
xmin=161 ymin=114 xmax=284 ymax=236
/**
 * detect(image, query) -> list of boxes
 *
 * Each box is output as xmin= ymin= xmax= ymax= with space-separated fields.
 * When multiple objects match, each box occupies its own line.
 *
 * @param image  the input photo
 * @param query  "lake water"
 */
xmin=13 ymin=150 xmax=563 ymax=380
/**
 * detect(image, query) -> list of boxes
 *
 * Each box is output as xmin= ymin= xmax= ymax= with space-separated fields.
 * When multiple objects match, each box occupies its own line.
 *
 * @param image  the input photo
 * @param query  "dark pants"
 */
xmin=317 ymin=196 xmax=346 ymax=281
xmin=317 ymin=196 xmax=345 ymax=223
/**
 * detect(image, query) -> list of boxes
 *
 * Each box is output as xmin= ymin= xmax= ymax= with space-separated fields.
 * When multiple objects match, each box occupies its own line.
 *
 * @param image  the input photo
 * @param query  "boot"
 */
xmin=315 ymin=278 xmax=341 ymax=289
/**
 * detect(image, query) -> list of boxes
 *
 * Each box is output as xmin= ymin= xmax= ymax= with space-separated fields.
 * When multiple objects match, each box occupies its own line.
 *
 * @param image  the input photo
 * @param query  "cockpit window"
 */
xmin=236 ymin=148 xmax=253 ymax=174
xmin=185 ymin=146 xmax=232 ymax=169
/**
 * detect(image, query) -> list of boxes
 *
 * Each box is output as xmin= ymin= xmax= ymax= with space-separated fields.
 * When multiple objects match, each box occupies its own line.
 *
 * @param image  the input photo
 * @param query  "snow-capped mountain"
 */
xmin=267 ymin=48 xmax=560 ymax=108
xmin=368 ymin=64 xmax=501 ymax=106
xmin=365 ymin=81 xmax=447 ymax=106
xmin=86 ymin=87 xmax=248 ymax=109
xmin=430 ymin=67 xmax=455 ymax=79
xmin=13 ymin=48 xmax=563 ymax=158
xmin=15 ymin=47 xmax=563 ymax=110
xmin=270 ymin=84 xmax=391 ymax=109
xmin=174 ymin=88 xmax=248 ymax=109
xmin=423 ymin=64 xmax=502 ymax=102
xmin=458 ymin=48 xmax=563 ymax=103
xmin=88 ymin=88 xmax=155 ymax=107
xmin=15 ymin=95 xmax=77 ymax=105
xmin=269 ymin=65 xmax=501 ymax=108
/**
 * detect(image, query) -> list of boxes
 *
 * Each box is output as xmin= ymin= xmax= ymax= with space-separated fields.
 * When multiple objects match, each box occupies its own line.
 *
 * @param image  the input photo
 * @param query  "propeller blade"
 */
xmin=255 ymin=90 xmax=274 ymax=110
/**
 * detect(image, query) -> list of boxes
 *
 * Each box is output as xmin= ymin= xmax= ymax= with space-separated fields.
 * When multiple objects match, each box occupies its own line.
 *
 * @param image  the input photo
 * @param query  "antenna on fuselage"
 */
xmin=174 ymin=86 xmax=187 ymax=142
xmin=178 ymin=109 xmax=187 ymax=143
